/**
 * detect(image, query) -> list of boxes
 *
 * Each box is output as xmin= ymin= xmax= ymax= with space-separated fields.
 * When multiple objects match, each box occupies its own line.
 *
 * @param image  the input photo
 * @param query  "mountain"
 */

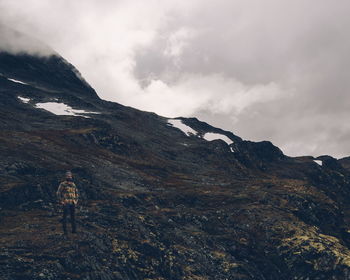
xmin=2 ymin=49 xmax=350 ymax=280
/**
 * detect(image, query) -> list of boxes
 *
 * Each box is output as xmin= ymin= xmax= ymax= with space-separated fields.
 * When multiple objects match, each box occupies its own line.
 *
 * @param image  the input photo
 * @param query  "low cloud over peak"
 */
xmin=0 ymin=24 xmax=54 ymax=56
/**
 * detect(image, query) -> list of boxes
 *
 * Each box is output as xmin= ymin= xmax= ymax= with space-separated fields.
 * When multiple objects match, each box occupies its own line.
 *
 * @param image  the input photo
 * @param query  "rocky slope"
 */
xmin=2 ymin=50 xmax=350 ymax=280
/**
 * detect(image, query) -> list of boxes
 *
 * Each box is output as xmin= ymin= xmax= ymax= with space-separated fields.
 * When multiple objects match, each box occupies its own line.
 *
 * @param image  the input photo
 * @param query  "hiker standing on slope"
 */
xmin=56 ymin=171 xmax=79 ymax=235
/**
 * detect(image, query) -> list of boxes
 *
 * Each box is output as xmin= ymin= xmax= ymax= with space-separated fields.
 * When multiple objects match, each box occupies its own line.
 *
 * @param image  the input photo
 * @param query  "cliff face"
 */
xmin=1 ymin=51 xmax=350 ymax=280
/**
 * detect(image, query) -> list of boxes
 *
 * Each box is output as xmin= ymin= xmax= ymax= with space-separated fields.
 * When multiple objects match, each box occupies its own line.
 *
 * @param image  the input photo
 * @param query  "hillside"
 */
xmin=2 ymin=51 xmax=350 ymax=280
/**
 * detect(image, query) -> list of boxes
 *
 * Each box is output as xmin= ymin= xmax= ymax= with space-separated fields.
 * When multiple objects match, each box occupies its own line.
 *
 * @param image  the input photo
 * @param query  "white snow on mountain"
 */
xmin=168 ymin=119 xmax=235 ymax=148
xmin=313 ymin=160 xmax=323 ymax=166
xmin=18 ymin=96 xmax=31 ymax=103
xmin=8 ymin=78 xmax=28 ymax=85
xmin=167 ymin=119 xmax=197 ymax=136
xmin=203 ymin=132 xmax=233 ymax=145
xmin=35 ymin=102 xmax=99 ymax=118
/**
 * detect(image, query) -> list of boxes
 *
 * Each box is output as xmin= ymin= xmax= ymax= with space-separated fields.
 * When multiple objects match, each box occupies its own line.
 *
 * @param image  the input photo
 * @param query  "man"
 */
xmin=56 ymin=171 xmax=79 ymax=235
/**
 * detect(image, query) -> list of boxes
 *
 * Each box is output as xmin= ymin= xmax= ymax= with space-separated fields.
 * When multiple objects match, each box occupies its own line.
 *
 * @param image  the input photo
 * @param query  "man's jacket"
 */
xmin=56 ymin=181 xmax=79 ymax=205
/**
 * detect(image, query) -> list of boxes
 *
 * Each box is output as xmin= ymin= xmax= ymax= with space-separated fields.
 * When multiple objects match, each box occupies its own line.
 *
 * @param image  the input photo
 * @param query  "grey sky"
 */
xmin=1 ymin=0 xmax=350 ymax=158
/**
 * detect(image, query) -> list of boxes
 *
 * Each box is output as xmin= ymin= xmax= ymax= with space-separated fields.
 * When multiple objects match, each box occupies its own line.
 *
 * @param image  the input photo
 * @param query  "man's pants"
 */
xmin=62 ymin=203 xmax=76 ymax=234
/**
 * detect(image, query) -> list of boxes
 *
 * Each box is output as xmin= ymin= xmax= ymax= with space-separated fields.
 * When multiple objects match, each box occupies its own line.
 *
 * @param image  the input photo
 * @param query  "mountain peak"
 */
xmin=0 ymin=52 xmax=97 ymax=98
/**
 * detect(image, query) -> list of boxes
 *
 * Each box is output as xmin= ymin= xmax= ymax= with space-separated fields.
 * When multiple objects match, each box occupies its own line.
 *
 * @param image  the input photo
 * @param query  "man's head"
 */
xmin=65 ymin=171 xmax=73 ymax=181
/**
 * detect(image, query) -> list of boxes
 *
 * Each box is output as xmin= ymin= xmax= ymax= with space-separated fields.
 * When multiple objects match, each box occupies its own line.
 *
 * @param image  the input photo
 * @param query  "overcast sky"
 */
xmin=1 ymin=0 xmax=350 ymax=158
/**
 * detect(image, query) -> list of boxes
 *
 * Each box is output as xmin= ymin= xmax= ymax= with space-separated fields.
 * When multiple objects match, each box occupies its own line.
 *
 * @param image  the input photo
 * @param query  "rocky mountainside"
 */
xmin=2 ymin=50 xmax=350 ymax=280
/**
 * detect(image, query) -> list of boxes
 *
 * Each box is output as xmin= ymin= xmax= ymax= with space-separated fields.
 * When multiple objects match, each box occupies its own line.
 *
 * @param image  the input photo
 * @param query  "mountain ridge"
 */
xmin=2 ymin=49 xmax=350 ymax=280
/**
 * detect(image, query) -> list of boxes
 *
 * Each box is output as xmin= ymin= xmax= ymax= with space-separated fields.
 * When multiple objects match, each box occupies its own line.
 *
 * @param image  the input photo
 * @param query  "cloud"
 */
xmin=0 ymin=24 xmax=53 ymax=55
xmin=1 ymin=0 xmax=350 ymax=158
xmin=129 ymin=73 xmax=284 ymax=118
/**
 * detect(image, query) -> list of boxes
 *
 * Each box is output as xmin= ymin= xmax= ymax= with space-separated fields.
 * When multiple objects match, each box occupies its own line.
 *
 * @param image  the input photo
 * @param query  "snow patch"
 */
xmin=167 ymin=119 xmax=197 ymax=136
xmin=8 ymin=78 xmax=28 ymax=85
xmin=313 ymin=160 xmax=323 ymax=166
xmin=203 ymin=132 xmax=233 ymax=145
xmin=230 ymin=146 xmax=235 ymax=153
xmin=18 ymin=96 xmax=31 ymax=103
xmin=35 ymin=102 xmax=99 ymax=118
